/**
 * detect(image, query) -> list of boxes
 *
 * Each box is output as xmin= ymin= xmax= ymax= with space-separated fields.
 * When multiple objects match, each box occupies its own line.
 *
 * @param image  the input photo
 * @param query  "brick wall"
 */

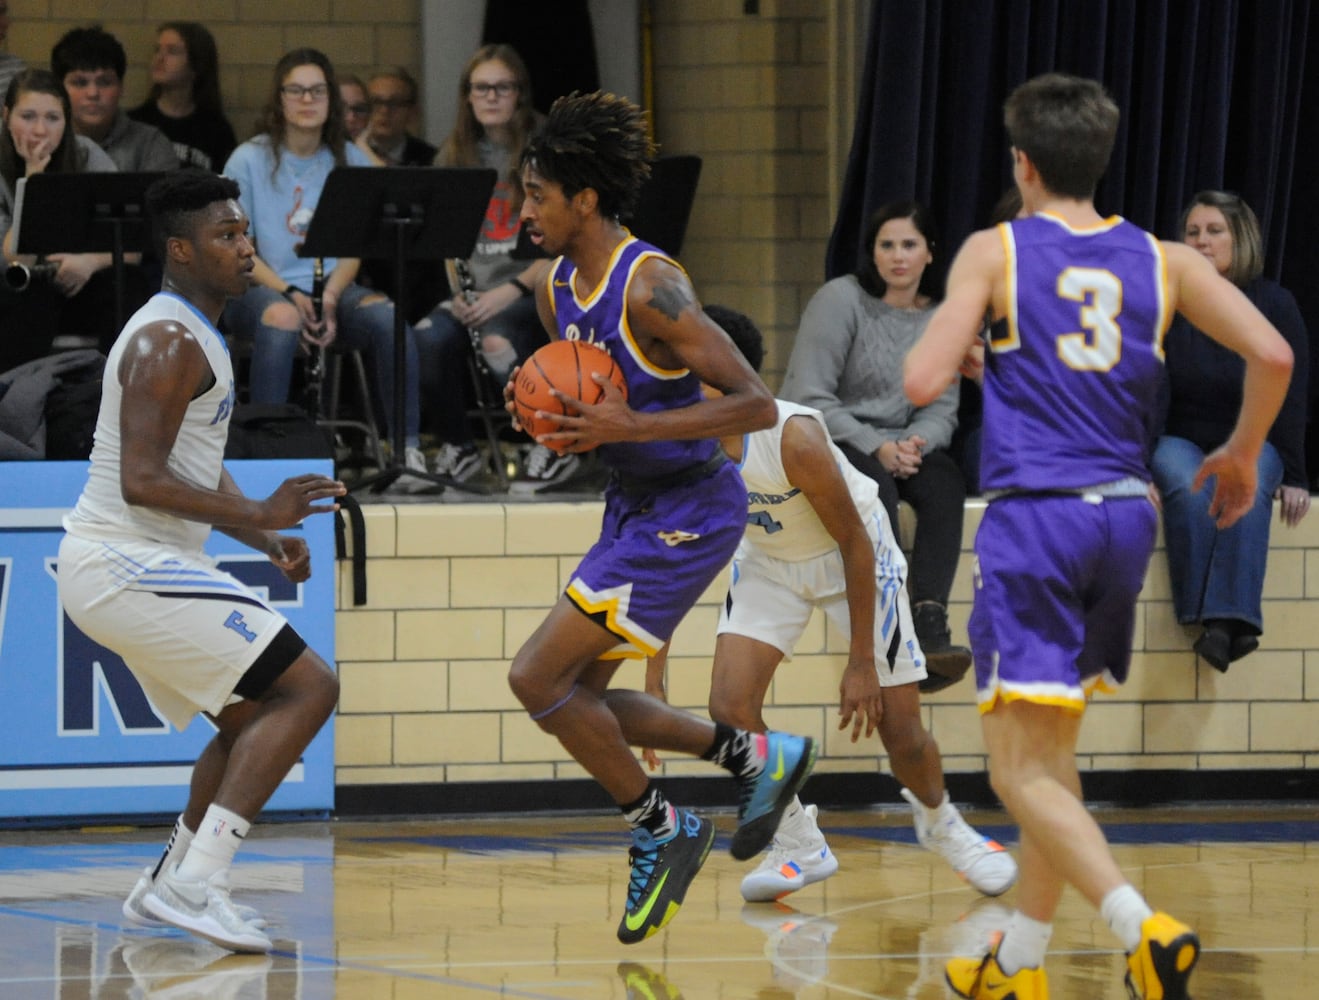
xmin=333 ymin=500 xmax=1319 ymax=789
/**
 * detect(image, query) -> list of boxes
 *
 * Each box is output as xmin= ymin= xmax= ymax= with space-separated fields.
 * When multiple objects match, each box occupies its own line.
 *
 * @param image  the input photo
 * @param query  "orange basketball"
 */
xmin=513 ymin=339 xmax=628 ymax=452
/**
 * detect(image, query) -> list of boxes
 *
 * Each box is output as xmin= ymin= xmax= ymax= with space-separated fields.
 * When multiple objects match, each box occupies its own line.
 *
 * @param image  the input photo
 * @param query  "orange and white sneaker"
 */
xmin=946 ymin=940 xmax=1049 ymax=999
xmin=1124 ymin=911 xmax=1199 ymax=999
xmin=901 ymin=788 xmax=1018 ymax=896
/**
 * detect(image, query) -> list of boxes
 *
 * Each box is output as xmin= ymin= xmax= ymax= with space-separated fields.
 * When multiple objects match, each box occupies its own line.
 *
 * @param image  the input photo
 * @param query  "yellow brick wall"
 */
xmin=333 ymin=500 xmax=1319 ymax=788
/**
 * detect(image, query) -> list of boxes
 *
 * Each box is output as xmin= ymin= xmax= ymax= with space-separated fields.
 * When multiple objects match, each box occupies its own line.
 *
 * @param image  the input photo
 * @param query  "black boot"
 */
xmin=912 ymin=601 xmax=972 ymax=693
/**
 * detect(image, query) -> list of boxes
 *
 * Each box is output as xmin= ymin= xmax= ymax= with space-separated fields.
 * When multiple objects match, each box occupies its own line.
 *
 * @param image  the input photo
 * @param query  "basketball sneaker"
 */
xmin=511 ymin=444 xmax=581 ymax=492
xmin=901 ymin=788 xmax=1018 ymax=896
xmin=731 ymin=732 xmax=817 ymax=861
xmin=946 ymin=939 xmax=1049 ymax=999
xmin=1123 ymin=911 xmax=1199 ymax=1000
xmin=143 ymin=866 xmax=272 ymax=954
xmin=740 ymin=803 xmax=838 ymax=901
xmin=123 ymin=865 xmax=267 ymax=929
xmin=617 ymin=809 xmax=715 ymax=944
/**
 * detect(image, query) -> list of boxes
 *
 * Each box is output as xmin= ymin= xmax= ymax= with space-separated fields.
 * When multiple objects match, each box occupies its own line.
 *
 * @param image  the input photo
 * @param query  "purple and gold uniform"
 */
xmin=546 ymin=235 xmax=745 ymax=658
xmin=970 ymin=213 xmax=1169 ymax=711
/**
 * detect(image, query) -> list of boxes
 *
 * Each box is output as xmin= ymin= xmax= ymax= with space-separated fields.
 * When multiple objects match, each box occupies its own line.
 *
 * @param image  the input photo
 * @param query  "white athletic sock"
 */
xmin=776 ymin=795 xmax=807 ymax=835
xmin=151 ymin=814 xmax=195 ymax=881
xmin=174 ymin=804 xmax=250 ymax=883
xmin=995 ymin=911 xmax=1052 ymax=975
xmin=1101 ymin=884 xmax=1154 ymax=952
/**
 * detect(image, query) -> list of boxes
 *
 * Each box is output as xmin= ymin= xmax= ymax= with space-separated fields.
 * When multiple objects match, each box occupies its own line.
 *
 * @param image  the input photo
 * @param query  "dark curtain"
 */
xmin=828 ymin=0 xmax=1310 ymax=288
xmin=482 ymin=0 xmax=601 ymax=113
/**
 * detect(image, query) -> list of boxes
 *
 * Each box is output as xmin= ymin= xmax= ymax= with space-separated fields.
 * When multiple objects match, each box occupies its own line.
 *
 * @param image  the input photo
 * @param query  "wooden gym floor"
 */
xmin=1 ymin=803 xmax=1316 ymax=999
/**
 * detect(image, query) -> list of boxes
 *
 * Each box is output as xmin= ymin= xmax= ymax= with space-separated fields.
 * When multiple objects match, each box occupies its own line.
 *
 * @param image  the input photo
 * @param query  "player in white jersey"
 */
xmin=58 ymin=172 xmax=345 ymax=953
xmin=647 ymin=306 xmax=1017 ymax=904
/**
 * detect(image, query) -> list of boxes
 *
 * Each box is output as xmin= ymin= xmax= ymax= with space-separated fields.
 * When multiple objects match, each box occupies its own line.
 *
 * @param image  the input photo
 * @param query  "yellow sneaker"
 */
xmin=946 ymin=942 xmax=1049 ymax=999
xmin=1124 ymin=911 xmax=1199 ymax=999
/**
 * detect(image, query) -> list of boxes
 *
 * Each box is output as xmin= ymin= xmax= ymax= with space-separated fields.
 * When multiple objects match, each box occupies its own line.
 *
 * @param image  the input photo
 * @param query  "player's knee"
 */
xmin=261 ymin=300 xmax=302 ymax=332
xmin=707 ymin=691 xmax=761 ymax=732
xmin=355 ymin=293 xmax=388 ymax=309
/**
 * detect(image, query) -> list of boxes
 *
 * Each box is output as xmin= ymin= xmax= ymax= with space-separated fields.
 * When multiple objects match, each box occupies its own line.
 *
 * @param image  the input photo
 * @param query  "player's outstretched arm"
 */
xmin=905 ymin=228 xmax=1002 ymax=406
xmin=781 ymin=415 xmax=882 ymax=740
xmin=1167 ymin=242 xmax=1294 ymax=528
xmin=118 ymin=323 xmax=345 ymax=533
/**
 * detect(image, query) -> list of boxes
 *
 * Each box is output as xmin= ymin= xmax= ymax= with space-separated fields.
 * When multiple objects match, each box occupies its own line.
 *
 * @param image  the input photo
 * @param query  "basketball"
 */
xmin=513 ymin=339 xmax=628 ymax=452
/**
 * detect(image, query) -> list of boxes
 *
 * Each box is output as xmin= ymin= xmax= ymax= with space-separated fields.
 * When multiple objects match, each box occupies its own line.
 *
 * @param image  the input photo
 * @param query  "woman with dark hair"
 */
xmin=129 ymin=22 xmax=237 ymax=172
xmin=0 ymin=68 xmax=136 ymax=369
xmin=1153 ymin=190 xmax=1310 ymax=671
xmin=415 ymin=43 xmax=552 ymax=485
xmin=782 ymin=200 xmax=970 ymax=683
xmin=221 ymin=49 xmax=424 ymax=477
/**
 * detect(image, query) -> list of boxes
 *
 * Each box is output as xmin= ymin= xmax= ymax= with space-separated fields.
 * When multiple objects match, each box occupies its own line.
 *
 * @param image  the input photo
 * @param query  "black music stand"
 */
xmin=13 ymin=171 xmax=166 ymax=333
xmin=301 ymin=166 xmax=496 ymax=495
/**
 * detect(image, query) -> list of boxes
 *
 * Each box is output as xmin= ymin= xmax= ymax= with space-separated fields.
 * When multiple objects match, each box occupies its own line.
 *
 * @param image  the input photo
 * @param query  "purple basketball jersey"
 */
xmin=980 ymin=214 xmax=1170 ymax=492
xmin=548 ymin=236 xmax=720 ymax=476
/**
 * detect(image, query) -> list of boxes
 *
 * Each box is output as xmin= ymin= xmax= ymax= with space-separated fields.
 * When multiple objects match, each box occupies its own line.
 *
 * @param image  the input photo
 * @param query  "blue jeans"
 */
xmin=413 ymin=295 xmax=547 ymax=445
xmin=223 ymin=282 xmax=421 ymax=445
xmin=1151 ymin=435 xmax=1283 ymax=630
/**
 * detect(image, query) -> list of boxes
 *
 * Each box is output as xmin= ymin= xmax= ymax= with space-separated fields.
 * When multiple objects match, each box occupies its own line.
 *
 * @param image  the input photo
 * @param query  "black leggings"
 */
xmin=838 ymin=442 xmax=965 ymax=606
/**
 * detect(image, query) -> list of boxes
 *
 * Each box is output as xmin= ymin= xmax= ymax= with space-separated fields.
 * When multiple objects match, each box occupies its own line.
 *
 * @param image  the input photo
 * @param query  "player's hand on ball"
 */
xmin=539 ymin=374 xmax=636 ymax=453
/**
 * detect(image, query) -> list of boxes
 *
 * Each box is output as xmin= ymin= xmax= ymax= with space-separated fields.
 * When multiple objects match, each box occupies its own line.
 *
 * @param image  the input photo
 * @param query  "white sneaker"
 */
xmin=900 ymin=788 xmax=1018 ymax=896
xmin=510 ymin=444 xmax=581 ymax=492
xmin=429 ymin=442 xmax=482 ymax=482
xmin=124 ymin=865 xmax=267 ymax=929
xmin=142 ymin=866 xmax=272 ymax=953
xmin=740 ymin=803 xmax=839 ymax=902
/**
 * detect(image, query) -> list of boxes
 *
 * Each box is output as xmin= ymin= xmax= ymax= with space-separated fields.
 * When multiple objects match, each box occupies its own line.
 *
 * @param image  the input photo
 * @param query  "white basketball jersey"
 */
xmin=65 ymin=292 xmax=236 ymax=552
xmin=736 ymin=399 xmax=897 ymax=562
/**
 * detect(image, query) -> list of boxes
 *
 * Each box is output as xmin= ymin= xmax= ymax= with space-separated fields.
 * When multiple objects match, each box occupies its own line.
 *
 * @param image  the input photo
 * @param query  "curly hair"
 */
xmin=520 ymin=91 xmax=655 ymax=222
xmin=145 ymin=171 xmax=241 ymax=259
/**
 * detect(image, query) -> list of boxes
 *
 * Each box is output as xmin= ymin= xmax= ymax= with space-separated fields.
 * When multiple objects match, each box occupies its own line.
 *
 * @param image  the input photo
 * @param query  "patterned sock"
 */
xmin=175 ymin=804 xmax=249 ymax=882
xmin=621 ymin=785 xmax=678 ymax=842
xmin=995 ymin=911 xmax=1053 ymax=976
xmin=702 ymin=723 xmax=764 ymax=781
xmin=1101 ymin=884 xmax=1154 ymax=952
xmin=151 ymin=814 xmax=194 ymax=881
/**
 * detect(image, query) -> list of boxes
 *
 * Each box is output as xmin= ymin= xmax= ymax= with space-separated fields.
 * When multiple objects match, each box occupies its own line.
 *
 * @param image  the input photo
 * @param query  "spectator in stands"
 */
xmin=51 ymin=25 xmax=178 ymax=173
xmin=1153 ymin=191 xmax=1311 ymax=671
xmin=416 ymin=43 xmax=551 ymax=486
xmin=0 ymin=2 xmax=26 ymax=100
xmin=129 ymin=22 xmax=237 ymax=172
xmin=0 ymin=68 xmax=149 ymax=368
xmin=339 ymin=72 xmax=372 ymax=145
xmin=221 ymin=48 xmax=425 ymax=478
xmin=360 ymin=67 xmax=435 ymax=166
xmin=782 ymin=201 xmax=971 ymax=685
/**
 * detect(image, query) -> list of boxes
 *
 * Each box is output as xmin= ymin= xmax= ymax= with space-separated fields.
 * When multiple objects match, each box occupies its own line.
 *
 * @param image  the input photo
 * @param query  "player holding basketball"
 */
xmin=905 ymin=73 xmax=1292 ymax=999
xmin=507 ymin=90 xmax=816 ymax=944
xmin=58 ymin=172 xmax=345 ymax=953
xmin=647 ymin=305 xmax=1016 ymax=905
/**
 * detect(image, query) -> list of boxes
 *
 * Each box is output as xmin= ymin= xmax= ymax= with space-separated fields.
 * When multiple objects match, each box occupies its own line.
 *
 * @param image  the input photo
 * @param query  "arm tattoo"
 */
xmin=645 ymin=277 xmax=694 ymax=322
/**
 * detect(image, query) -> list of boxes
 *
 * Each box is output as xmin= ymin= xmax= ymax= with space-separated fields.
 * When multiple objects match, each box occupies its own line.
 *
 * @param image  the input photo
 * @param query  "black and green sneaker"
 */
xmin=617 ymin=809 xmax=715 ymax=944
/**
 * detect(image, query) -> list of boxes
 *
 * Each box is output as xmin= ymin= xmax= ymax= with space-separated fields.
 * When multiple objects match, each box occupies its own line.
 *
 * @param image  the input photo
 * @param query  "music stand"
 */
xmin=301 ymin=166 xmax=496 ymax=495
xmin=14 ymin=171 xmax=166 ymax=333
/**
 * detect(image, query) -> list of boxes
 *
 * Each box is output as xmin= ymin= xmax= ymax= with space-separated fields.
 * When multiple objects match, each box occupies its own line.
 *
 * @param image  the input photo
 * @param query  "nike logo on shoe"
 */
xmin=770 ymin=745 xmax=785 ymax=781
xmin=624 ymin=870 xmax=670 ymax=931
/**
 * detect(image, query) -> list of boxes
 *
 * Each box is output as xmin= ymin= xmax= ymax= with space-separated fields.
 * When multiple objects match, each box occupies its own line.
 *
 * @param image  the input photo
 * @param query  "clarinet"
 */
xmin=302 ymin=258 xmax=326 ymax=417
xmin=452 ymin=258 xmax=490 ymax=379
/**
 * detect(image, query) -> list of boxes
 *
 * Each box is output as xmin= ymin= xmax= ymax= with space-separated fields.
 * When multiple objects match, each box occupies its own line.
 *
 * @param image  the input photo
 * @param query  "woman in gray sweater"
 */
xmin=782 ymin=201 xmax=968 ymax=687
